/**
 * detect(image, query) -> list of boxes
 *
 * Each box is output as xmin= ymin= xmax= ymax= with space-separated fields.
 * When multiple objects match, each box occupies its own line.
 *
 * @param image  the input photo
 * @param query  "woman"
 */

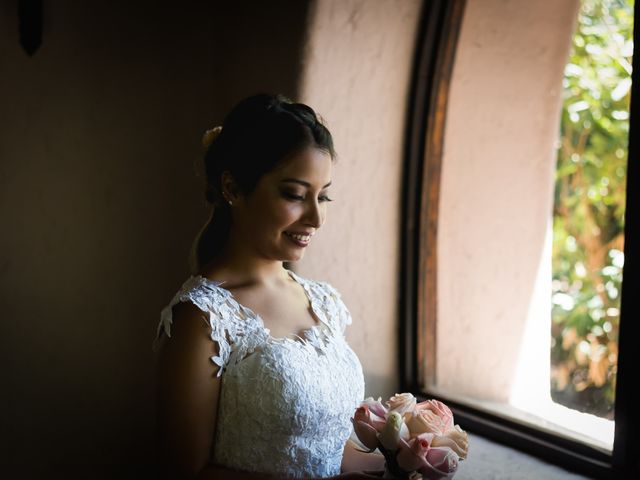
xmin=154 ymin=94 xmax=385 ymax=479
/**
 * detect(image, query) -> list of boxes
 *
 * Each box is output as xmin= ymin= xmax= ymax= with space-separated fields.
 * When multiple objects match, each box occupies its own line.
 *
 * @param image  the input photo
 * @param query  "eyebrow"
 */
xmin=281 ymin=178 xmax=332 ymax=188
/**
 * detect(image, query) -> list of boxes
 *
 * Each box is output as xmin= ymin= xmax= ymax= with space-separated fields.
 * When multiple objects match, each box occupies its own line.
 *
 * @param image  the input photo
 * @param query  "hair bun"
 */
xmin=202 ymin=126 xmax=223 ymax=149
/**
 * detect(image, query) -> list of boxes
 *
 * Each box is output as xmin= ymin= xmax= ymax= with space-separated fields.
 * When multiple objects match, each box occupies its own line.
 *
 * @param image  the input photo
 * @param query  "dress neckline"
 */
xmin=191 ymin=269 xmax=331 ymax=345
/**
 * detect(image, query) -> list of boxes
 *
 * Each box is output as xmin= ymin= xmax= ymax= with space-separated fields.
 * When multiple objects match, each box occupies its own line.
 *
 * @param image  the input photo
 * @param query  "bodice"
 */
xmin=154 ymin=269 xmax=365 ymax=478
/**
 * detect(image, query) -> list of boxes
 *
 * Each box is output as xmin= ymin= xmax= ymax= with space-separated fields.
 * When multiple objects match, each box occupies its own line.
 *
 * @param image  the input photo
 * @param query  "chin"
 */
xmin=284 ymin=250 xmax=305 ymax=262
xmin=286 ymin=252 xmax=304 ymax=262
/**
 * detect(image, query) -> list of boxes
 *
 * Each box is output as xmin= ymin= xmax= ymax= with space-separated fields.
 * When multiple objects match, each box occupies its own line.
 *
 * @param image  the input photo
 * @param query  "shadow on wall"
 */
xmin=0 ymin=1 xmax=310 ymax=475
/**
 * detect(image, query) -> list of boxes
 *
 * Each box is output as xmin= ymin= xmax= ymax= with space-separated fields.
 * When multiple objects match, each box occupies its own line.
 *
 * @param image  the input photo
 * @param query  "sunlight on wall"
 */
xmin=509 ymin=219 xmax=614 ymax=452
xmin=510 ymin=217 xmax=553 ymax=411
xmin=433 ymin=0 xmax=616 ymax=454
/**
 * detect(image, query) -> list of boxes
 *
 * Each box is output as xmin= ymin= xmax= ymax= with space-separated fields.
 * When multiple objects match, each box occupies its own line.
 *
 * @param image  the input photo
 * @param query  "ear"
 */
xmin=220 ymin=170 xmax=243 ymax=204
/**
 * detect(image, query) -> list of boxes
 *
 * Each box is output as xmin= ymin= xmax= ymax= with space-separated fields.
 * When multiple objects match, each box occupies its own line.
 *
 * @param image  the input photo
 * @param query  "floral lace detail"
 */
xmin=307 ymin=277 xmax=354 ymax=336
xmin=153 ymin=270 xmax=365 ymax=478
xmin=153 ymin=275 xmax=271 ymax=377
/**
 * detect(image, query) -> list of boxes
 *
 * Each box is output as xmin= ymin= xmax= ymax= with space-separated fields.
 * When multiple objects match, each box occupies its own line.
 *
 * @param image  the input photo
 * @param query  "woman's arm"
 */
xmin=156 ymin=303 xmax=289 ymax=480
xmin=340 ymin=439 xmax=385 ymax=473
xmin=155 ymin=301 xmax=227 ymax=479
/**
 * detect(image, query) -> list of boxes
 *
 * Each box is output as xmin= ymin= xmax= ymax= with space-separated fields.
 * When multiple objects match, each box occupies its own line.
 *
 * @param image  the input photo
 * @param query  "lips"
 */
xmin=284 ymin=231 xmax=312 ymax=245
xmin=284 ymin=231 xmax=314 ymax=240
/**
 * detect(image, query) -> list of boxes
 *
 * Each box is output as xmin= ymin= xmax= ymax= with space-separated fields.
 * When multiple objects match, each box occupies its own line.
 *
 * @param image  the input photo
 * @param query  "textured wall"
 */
xmin=0 ymin=1 xmax=309 ymax=475
xmin=0 ymin=0 xmax=425 ymax=474
xmin=436 ymin=0 xmax=580 ymax=402
xmin=295 ymin=0 xmax=423 ymax=400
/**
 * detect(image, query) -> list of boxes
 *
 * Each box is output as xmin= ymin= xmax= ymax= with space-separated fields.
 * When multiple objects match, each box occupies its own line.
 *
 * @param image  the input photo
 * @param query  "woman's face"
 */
xmin=232 ymin=147 xmax=333 ymax=263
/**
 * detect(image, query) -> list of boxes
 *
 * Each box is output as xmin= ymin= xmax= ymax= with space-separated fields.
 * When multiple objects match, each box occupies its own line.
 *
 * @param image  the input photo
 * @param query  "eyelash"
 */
xmin=283 ymin=193 xmax=334 ymax=202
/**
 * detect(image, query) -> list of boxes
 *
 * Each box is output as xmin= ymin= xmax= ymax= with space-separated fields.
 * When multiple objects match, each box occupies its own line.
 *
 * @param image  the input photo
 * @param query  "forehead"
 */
xmin=272 ymin=147 xmax=333 ymax=182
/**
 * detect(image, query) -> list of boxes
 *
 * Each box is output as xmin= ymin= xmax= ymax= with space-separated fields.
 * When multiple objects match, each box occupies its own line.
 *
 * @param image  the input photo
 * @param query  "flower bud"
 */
xmin=379 ymin=411 xmax=410 ymax=451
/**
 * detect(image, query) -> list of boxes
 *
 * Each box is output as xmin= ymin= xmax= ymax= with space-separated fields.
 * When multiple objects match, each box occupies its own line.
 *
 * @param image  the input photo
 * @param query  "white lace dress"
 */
xmin=154 ymin=269 xmax=366 ymax=478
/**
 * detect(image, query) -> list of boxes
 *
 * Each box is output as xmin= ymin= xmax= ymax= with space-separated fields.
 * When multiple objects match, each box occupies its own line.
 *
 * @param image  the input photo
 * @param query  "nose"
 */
xmin=304 ymin=198 xmax=324 ymax=229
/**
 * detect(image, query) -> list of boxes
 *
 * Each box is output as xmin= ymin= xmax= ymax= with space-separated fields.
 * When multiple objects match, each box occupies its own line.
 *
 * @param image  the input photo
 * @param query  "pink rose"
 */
xmin=361 ymin=396 xmax=389 ymax=421
xmin=431 ymin=425 xmax=469 ymax=460
xmin=396 ymin=433 xmax=434 ymax=472
xmin=387 ymin=392 xmax=417 ymax=415
xmin=404 ymin=409 xmax=448 ymax=438
xmin=420 ymin=447 xmax=459 ymax=479
xmin=406 ymin=400 xmax=454 ymax=436
xmin=353 ymin=403 xmax=386 ymax=432
xmin=351 ymin=406 xmax=379 ymax=450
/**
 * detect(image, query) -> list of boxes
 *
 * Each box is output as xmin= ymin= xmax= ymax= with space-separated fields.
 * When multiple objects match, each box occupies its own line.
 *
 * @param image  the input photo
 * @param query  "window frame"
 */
xmin=398 ymin=0 xmax=640 ymax=478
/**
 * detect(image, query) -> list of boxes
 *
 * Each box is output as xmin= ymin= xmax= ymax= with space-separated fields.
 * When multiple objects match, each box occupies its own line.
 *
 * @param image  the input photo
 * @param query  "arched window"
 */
xmin=400 ymin=0 xmax=639 ymax=477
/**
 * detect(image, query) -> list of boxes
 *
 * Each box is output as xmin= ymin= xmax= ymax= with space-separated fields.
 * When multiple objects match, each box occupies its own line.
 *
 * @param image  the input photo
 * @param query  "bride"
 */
xmin=153 ymin=94 xmax=385 ymax=479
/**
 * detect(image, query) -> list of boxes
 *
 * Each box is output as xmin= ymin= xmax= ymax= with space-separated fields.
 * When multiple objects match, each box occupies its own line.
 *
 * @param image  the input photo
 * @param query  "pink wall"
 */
xmin=296 ymin=0 xmax=423 ymax=399
xmin=1 ymin=0 xmax=590 ymax=474
xmin=436 ymin=0 xmax=580 ymax=402
xmin=1 ymin=0 xmax=422 ymax=473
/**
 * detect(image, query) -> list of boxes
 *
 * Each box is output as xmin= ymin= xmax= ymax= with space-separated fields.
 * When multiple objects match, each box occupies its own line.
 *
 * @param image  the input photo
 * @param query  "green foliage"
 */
xmin=550 ymin=0 xmax=632 ymax=419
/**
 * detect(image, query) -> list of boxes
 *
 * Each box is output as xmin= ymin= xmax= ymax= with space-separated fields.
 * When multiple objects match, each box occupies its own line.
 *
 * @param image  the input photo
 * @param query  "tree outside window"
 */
xmin=551 ymin=0 xmax=632 ymax=420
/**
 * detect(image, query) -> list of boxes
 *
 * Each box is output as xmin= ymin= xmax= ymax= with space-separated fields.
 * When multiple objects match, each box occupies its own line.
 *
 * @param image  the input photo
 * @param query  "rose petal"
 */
xmin=415 ymin=432 xmax=436 ymax=447
xmin=362 ymin=396 xmax=389 ymax=419
xmin=424 ymin=447 xmax=459 ymax=476
xmin=405 ymin=409 xmax=449 ymax=436
xmin=415 ymin=400 xmax=454 ymax=433
xmin=351 ymin=418 xmax=379 ymax=450
xmin=432 ymin=427 xmax=469 ymax=459
xmin=396 ymin=436 xmax=429 ymax=472
xmin=419 ymin=461 xmax=455 ymax=480
xmin=387 ymin=392 xmax=417 ymax=415
xmin=354 ymin=405 xmax=372 ymax=425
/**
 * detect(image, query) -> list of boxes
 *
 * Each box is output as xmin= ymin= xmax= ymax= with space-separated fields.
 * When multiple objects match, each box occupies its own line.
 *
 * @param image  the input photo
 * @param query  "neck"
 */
xmin=201 ymin=229 xmax=291 ymax=288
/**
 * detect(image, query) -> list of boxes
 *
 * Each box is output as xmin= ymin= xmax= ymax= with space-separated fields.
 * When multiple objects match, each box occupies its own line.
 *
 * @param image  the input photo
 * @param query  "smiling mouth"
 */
xmin=284 ymin=231 xmax=312 ymax=246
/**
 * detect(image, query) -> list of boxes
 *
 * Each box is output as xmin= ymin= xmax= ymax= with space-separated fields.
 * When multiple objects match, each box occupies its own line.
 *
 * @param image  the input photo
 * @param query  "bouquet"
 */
xmin=350 ymin=393 xmax=468 ymax=479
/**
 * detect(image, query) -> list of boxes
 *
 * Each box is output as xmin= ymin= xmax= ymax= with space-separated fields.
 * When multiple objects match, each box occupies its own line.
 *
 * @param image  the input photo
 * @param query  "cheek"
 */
xmin=257 ymin=201 xmax=301 ymax=231
xmin=275 ymin=203 xmax=302 ymax=226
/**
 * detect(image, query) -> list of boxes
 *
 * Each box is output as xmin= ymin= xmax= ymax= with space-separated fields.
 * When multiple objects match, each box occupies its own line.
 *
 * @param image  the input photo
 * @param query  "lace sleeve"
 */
xmin=152 ymin=278 xmax=234 ymax=378
xmin=153 ymin=276 xmax=274 ymax=377
xmin=318 ymin=281 xmax=353 ymax=335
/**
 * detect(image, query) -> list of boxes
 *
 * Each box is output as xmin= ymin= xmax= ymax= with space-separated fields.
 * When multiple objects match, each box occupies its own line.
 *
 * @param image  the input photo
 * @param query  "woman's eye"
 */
xmin=283 ymin=192 xmax=304 ymax=201
xmin=283 ymin=192 xmax=334 ymax=202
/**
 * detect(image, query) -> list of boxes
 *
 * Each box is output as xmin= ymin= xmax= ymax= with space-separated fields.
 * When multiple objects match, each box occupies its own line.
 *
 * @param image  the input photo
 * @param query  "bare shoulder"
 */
xmin=174 ymin=299 xmax=211 ymax=333
xmin=157 ymin=301 xmax=216 ymax=361
xmin=155 ymin=297 xmax=222 ymax=476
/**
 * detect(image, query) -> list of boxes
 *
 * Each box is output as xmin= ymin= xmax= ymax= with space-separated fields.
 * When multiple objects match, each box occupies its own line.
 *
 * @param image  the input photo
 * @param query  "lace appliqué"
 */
xmin=153 ymin=276 xmax=271 ymax=377
xmin=307 ymin=278 xmax=354 ymax=336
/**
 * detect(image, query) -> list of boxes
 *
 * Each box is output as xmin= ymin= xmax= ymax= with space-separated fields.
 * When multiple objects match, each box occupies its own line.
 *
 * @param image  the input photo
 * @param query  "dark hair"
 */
xmin=189 ymin=93 xmax=337 ymax=273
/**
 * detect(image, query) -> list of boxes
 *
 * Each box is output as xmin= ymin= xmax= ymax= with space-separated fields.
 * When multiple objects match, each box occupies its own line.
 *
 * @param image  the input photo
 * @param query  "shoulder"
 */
xmin=169 ymin=275 xmax=228 ymax=313
xmin=288 ymin=270 xmax=343 ymax=300
xmin=154 ymin=275 xmax=248 ymax=376
xmin=154 ymin=275 xmax=228 ymax=349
